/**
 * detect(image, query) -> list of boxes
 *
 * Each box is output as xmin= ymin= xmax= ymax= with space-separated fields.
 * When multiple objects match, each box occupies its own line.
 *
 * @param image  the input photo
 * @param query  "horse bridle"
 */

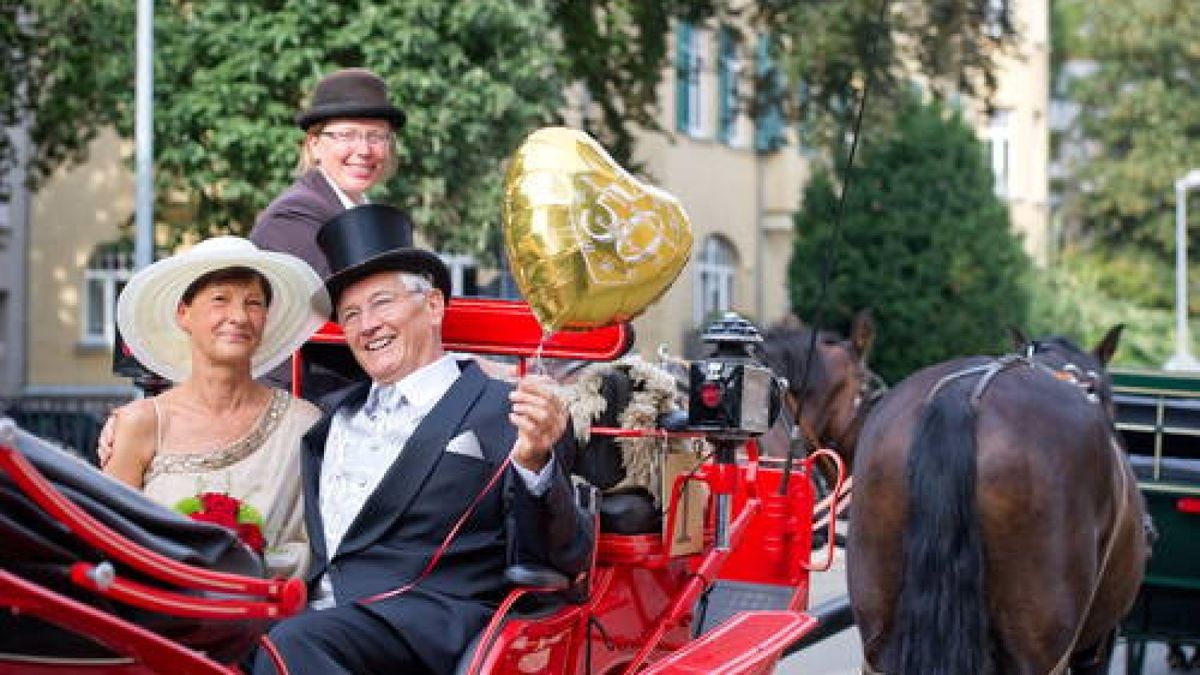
xmin=782 ymin=352 xmax=887 ymax=457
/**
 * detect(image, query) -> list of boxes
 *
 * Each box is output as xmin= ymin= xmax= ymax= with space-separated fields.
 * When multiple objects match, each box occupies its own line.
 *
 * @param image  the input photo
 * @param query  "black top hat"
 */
xmin=296 ymin=68 xmax=406 ymax=130
xmin=317 ymin=205 xmax=452 ymax=305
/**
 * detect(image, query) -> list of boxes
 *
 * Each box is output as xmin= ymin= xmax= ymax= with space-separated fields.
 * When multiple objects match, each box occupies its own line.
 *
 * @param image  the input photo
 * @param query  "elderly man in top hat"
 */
xmin=253 ymin=204 xmax=593 ymax=675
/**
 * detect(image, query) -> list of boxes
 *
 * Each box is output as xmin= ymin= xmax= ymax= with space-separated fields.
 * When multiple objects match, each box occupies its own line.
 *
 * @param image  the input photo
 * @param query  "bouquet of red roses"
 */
xmin=174 ymin=492 xmax=266 ymax=554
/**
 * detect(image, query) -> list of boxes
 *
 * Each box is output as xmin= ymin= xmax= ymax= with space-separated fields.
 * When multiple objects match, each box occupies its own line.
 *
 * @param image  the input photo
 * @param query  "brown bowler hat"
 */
xmin=296 ymin=68 xmax=405 ymax=130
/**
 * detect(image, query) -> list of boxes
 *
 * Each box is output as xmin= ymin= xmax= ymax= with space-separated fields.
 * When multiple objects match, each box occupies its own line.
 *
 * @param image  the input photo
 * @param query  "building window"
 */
xmin=0 ymin=290 xmax=8 ymax=365
xmin=81 ymin=243 xmax=133 ymax=347
xmin=755 ymin=35 xmax=787 ymax=153
xmin=717 ymin=26 xmax=744 ymax=146
xmin=694 ymin=235 xmax=738 ymax=326
xmin=675 ymin=21 xmax=710 ymax=138
xmin=986 ymin=109 xmax=1012 ymax=199
xmin=984 ymin=0 xmax=1007 ymax=38
xmin=0 ymin=183 xmax=9 ymax=230
xmin=439 ymin=252 xmax=479 ymax=296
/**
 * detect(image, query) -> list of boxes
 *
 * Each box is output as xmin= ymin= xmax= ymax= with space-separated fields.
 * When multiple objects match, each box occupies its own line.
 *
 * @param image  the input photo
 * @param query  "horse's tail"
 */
xmin=888 ymin=378 xmax=992 ymax=675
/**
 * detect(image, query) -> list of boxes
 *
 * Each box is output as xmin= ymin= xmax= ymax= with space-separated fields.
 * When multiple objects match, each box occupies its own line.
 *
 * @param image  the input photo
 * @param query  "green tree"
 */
xmin=3 ymin=1 xmax=564 ymax=254
xmin=4 ymin=0 xmax=1023 ymax=244
xmin=144 ymin=1 xmax=565 ymax=252
xmin=554 ymin=0 xmax=1019 ymax=162
xmin=1062 ymin=0 xmax=1200 ymax=302
xmin=788 ymin=96 xmax=1031 ymax=382
xmin=0 ymin=1 xmax=132 ymax=198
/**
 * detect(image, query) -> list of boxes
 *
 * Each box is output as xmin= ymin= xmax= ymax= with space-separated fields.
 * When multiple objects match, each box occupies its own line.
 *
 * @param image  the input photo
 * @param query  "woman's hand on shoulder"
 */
xmin=102 ymin=399 xmax=159 ymax=489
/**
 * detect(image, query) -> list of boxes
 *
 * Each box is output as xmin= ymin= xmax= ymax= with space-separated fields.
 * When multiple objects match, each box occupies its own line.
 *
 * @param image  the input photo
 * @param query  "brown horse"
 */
xmin=758 ymin=309 xmax=883 ymax=476
xmin=848 ymin=326 xmax=1149 ymax=674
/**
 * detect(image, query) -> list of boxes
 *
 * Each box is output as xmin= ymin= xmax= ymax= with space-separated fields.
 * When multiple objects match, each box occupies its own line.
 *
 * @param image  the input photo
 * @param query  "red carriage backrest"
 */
xmin=307 ymin=298 xmax=634 ymax=362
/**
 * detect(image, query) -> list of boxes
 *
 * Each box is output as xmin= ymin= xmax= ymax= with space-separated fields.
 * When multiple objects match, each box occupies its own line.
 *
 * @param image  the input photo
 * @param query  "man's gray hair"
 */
xmin=397 ymin=271 xmax=434 ymax=295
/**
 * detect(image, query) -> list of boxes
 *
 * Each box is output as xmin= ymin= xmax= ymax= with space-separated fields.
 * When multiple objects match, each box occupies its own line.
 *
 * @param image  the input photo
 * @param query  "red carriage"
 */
xmin=0 ymin=298 xmax=846 ymax=675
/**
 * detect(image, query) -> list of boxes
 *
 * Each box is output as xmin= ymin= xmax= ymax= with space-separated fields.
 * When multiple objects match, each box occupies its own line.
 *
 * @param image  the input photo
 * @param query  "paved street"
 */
xmin=775 ymin=544 xmax=1177 ymax=675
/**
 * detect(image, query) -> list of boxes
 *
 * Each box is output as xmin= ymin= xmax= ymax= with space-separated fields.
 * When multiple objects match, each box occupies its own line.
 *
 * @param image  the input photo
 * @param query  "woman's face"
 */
xmin=307 ymin=118 xmax=394 ymax=201
xmin=176 ymin=278 xmax=269 ymax=371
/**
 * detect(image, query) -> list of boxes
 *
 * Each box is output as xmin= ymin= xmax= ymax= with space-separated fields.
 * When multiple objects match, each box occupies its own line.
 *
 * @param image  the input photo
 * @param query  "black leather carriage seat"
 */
xmin=597 ymin=486 xmax=662 ymax=535
xmin=0 ymin=419 xmax=267 ymax=663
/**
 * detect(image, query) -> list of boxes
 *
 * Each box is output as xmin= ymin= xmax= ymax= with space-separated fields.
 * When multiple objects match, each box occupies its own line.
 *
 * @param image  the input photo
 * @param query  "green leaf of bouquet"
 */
xmin=237 ymin=502 xmax=264 ymax=526
xmin=174 ymin=496 xmax=202 ymax=515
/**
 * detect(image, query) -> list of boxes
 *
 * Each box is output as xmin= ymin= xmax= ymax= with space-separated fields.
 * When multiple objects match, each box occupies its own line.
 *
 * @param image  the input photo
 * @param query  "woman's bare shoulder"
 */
xmin=112 ymin=398 xmax=160 ymax=440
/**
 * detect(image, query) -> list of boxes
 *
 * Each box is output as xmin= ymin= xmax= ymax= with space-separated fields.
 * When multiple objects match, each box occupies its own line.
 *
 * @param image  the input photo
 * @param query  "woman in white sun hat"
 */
xmin=103 ymin=236 xmax=330 ymax=577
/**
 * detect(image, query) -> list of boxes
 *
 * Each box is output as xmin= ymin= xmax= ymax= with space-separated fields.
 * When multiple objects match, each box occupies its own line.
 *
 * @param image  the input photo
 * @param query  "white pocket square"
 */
xmin=445 ymin=431 xmax=485 ymax=460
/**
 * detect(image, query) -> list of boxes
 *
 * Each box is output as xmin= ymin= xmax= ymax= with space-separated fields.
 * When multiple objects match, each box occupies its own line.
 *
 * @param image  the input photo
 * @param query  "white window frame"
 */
xmin=0 ymin=290 xmax=8 ymax=364
xmin=439 ymin=252 xmax=477 ymax=296
xmin=693 ymin=235 xmax=737 ymax=326
xmin=0 ymin=178 xmax=9 ymax=231
xmin=81 ymin=253 xmax=132 ymax=347
xmin=682 ymin=25 xmax=711 ymax=139
xmin=984 ymin=0 xmax=1006 ymax=38
xmin=986 ymin=109 xmax=1013 ymax=199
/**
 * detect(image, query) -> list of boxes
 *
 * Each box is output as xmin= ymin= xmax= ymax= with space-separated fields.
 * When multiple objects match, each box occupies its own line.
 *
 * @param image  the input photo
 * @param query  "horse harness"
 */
xmin=915 ymin=352 xmax=1132 ymax=675
xmin=784 ymin=359 xmax=887 ymax=457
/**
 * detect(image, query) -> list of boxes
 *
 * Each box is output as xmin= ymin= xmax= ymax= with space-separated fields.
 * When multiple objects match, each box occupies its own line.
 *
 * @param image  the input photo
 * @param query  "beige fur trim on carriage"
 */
xmin=563 ymin=355 xmax=688 ymax=502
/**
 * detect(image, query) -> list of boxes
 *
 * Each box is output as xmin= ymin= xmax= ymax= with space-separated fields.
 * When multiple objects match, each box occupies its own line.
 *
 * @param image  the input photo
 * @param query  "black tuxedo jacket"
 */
xmin=300 ymin=360 xmax=592 ymax=673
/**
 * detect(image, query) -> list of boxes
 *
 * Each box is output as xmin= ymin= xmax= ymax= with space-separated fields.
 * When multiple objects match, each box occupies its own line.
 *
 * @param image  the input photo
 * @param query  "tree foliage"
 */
xmin=555 ymin=0 xmax=1018 ymax=160
xmin=550 ymin=0 xmax=710 ymax=166
xmin=1060 ymin=0 xmax=1200 ymax=301
xmin=0 ymin=1 xmax=132 ymax=198
xmin=4 ymin=0 xmax=1022 ymax=250
xmin=3 ymin=1 xmax=564 ymax=253
xmin=144 ymin=1 xmax=566 ymax=252
xmin=788 ymin=96 xmax=1031 ymax=382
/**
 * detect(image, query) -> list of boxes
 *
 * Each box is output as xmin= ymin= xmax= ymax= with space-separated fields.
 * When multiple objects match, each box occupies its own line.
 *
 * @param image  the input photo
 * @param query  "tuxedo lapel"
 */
xmin=335 ymin=364 xmax=489 ymax=559
xmin=302 ymin=381 xmax=371 ymax=565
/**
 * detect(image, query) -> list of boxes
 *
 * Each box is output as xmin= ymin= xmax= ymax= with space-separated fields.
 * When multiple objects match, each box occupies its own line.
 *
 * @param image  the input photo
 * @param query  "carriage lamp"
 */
xmin=698 ymin=381 xmax=724 ymax=408
xmin=687 ymin=312 xmax=782 ymax=550
xmin=687 ymin=312 xmax=779 ymax=438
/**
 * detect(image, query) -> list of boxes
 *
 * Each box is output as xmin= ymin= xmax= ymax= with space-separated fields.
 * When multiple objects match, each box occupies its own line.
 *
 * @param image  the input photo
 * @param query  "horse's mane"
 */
xmin=762 ymin=322 xmax=831 ymax=390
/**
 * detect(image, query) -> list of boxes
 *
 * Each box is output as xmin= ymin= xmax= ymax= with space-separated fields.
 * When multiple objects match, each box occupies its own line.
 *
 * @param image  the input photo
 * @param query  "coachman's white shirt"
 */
xmin=312 ymin=355 xmax=552 ymax=608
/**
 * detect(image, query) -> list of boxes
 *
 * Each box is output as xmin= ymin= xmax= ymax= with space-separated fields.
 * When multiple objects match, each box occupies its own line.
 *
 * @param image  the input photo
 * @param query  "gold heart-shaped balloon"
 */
xmin=502 ymin=127 xmax=693 ymax=332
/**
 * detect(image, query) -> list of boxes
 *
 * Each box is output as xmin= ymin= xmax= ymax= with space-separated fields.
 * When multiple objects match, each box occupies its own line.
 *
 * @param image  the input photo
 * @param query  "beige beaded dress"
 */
xmin=142 ymin=389 xmax=320 ymax=578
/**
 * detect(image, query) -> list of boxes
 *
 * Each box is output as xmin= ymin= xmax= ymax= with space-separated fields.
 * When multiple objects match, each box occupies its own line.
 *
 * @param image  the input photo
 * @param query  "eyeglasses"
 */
xmin=319 ymin=129 xmax=393 ymax=148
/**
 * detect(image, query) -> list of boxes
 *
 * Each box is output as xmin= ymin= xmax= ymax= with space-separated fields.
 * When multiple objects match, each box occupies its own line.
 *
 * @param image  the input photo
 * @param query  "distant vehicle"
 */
xmin=1111 ymin=368 xmax=1200 ymax=673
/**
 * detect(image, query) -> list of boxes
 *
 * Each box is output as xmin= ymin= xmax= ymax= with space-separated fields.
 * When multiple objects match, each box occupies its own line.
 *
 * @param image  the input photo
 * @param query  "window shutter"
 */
xmin=755 ymin=35 xmax=786 ymax=153
xmin=718 ymin=27 xmax=735 ymax=144
xmin=676 ymin=22 xmax=693 ymax=133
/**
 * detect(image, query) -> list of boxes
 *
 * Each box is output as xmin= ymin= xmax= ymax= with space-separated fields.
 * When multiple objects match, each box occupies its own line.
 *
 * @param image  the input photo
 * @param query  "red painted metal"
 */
xmin=0 ymin=444 xmax=306 ymax=610
xmin=449 ymin=459 xmax=821 ymax=675
xmin=1 ymin=443 xmax=823 ymax=675
xmin=640 ymin=611 xmax=819 ymax=675
xmin=308 ymin=297 xmax=633 ymax=361
xmin=0 ymin=569 xmax=237 ymax=675
xmin=1 ymin=299 xmax=832 ymax=674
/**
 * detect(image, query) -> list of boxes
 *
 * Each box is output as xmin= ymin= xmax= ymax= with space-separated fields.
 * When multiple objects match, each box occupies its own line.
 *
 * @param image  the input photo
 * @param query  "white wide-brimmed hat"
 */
xmin=116 ymin=236 xmax=331 ymax=382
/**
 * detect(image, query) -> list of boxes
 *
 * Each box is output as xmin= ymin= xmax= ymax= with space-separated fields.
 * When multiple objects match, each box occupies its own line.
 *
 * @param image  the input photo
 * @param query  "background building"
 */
xmin=0 ymin=1 xmax=1049 ymax=413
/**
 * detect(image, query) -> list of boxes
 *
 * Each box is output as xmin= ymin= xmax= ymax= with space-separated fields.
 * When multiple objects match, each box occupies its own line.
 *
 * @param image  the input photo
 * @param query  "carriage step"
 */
xmin=693 ymin=580 xmax=798 ymax=636
xmin=643 ymin=611 xmax=817 ymax=675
